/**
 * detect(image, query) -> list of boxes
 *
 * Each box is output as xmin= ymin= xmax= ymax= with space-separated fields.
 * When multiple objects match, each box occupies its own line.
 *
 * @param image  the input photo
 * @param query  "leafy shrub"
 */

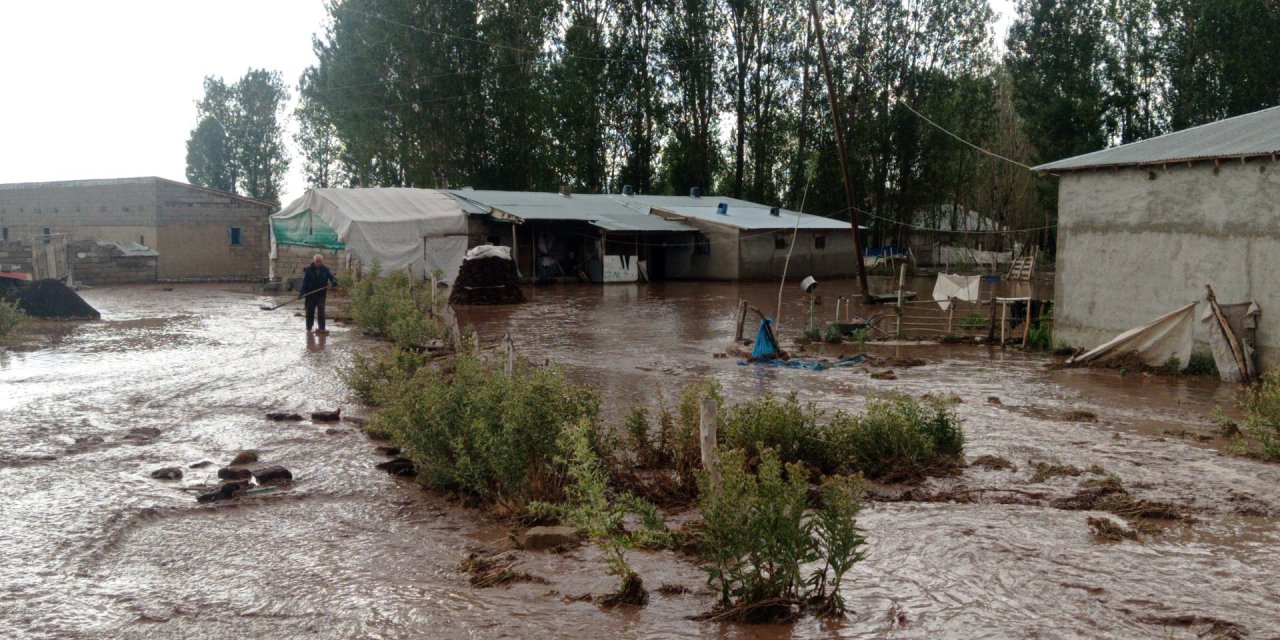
xmin=666 ymin=379 xmax=722 ymax=493
xmin=720 ymin=393 xmax=824 ymax=470
xmin=1026 ymin=319 xmax=1051 ymax=350
xmin=370 ymin=354 xmax=600 ymax=509
xmin=846 ymin=326 xmax=869 ymax=345
xmin=343 ymin=348 xmax=431 ymax=406
xmin=697 ymin=448 xmax=866 ymax=621
xmin=822 ymin=324 xmax=842 ymax=343
xmin=1185 ymin=353 xmax=1219 ymax=377
xmin=958 ymin=313 xmax=986 ymax=331
xmin=802 ymin=326 xmax=822 ymax=343
xmin=0 ymin=299 xmax=25 ymax=336
xmin=533 ymin=418 xmax=669 ymax=606
xmin=819 ymin=394 xmax=964 ymax=481
xmin=1234 ymin=371 xmax=1280 ymax=461
xmin=349 ymin=263 xmax=446 ymax=348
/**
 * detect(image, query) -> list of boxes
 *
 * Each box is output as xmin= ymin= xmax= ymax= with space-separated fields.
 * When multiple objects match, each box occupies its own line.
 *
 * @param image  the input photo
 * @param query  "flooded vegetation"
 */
xmin=3 ymin=279 xmax=1279 ymax=638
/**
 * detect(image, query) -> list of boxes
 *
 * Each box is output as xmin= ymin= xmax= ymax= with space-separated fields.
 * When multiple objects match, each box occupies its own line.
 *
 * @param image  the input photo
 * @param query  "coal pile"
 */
xmin=449 ymin=256 xmax=526 ymax=305
xmin=9 ymin=279 xmax=100 ymax=319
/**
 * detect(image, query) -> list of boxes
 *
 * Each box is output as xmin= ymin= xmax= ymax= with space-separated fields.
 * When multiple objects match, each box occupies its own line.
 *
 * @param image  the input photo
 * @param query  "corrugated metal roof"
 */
xmin=1034 ymin=105 xmax=1280 ymax=172
xmin=443 ymin=190 xmax=695 ymax=232
xmin=638 ymin=196 xmax=851 ymax=231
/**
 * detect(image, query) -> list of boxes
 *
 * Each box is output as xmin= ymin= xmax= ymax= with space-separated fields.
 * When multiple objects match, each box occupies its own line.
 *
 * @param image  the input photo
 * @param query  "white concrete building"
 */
xmin=1036 ymin=106 xmax=1280 ymax=367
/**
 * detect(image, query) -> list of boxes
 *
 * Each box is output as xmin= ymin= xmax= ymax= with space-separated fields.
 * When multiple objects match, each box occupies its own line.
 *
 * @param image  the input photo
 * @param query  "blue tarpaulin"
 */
xmin=742 ymin=317 xmax=865 ymax=370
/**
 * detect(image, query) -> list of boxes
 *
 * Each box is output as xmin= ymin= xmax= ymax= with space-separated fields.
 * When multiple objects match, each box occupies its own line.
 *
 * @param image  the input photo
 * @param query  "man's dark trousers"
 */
xmin=305 ymin=292 xmax=327 ymax=331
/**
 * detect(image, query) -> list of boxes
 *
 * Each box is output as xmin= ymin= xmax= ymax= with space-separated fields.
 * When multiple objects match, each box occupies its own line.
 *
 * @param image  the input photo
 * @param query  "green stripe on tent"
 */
xmin=272 ymin=214 xmax=345 ymax=250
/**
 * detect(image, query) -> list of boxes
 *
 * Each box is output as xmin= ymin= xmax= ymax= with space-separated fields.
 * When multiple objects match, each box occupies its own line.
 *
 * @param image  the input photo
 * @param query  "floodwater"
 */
xmin=2 ymin=279 xmax=1278 ymax=639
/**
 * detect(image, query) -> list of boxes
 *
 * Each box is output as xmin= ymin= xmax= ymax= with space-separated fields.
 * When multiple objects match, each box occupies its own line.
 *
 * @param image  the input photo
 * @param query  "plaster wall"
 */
xmin=1054 ymin=160 xmax=1280 ymax=367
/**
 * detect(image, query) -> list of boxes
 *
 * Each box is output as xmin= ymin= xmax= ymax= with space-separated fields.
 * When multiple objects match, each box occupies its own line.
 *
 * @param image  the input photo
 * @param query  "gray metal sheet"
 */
xmin=1035 ymin=105 xmax=1280 ymax=172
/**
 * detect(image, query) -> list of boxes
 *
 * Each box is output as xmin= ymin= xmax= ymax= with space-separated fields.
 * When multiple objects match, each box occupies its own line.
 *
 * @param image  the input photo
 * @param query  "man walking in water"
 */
xmin=300 ymin=254 xmax=339 ymax=333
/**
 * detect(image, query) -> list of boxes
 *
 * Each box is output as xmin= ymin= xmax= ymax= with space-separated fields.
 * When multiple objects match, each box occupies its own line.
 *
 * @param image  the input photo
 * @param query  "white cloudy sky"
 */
xmin=0 ymin=0 xmax=1018 ymax=205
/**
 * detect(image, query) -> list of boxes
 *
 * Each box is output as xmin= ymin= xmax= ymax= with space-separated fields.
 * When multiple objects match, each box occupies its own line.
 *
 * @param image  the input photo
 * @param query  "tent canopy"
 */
xmin=272 ymin=188 xmax=469 ymax=283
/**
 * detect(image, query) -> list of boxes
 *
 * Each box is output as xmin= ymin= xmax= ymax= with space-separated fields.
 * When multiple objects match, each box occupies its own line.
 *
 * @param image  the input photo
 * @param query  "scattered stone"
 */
xmin=188 ymin=460 xmax=214 ymax=469
xmin=987 ymin=396 xmax=1002 ymax=405
xmin=265 ymin=412 xmax=304 ymax=421
xmin=324 ymin=428 xmax=346 ymax=436
xmin=374 ymin=445 xmax=401 ymax=457
xmin=66 ymin=435 xmax=105 ymax=452
xmin=522 ymin=525 xmax=579 ymax=551
xmin=251 ymin=466 xmax=293 ymax=484
xmin=311 ymin=409 xmax=341 ymax=422
xmin=196 ymin=480 xmax=247 ymax=504
xmin=376 ymin=457 xmax=416 ymax=477
xmin=460 ymin=552 xmax=547 ymax=588
xmin=870 ymin=370 xmax=897 ymax=380
xmin=150 ymin=466 xmax=183 ymax=480
xmin=229 ymin=450 xmax=258 ymax=466
xmin=217 ymin=467 xmax=252 ymax=480
xmin=121 ymin=427 xmax=162 ymax=443
xmin=656 ymin=583 xmax=692 ymax=596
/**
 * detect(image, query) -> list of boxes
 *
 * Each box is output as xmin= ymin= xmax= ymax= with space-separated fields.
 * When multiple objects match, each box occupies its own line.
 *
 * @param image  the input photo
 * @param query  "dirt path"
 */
xmin=2 ymin=281 xmax=1277 ymax=639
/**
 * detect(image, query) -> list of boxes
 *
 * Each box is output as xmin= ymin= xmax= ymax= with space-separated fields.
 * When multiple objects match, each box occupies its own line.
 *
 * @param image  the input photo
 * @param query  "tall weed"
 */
xmin=820 ymin=394 xmax=964 ymax=481
xmin=1235 ymin=371 xmax=1280 ymax=460
xmin=720 ymin=393 xmax=824 ymax=470
xmin=0 ymin=299 xmax=25 ymax=336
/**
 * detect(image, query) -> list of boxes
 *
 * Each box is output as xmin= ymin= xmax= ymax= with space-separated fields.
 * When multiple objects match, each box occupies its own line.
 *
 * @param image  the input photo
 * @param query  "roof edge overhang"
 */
xmin=1035 ymin=152 xmax=1280 ymax=176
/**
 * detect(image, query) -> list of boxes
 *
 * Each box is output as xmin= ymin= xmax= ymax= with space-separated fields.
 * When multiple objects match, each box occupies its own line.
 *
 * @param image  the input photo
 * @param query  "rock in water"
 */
xmin=251 ymin=466 xmax=293 ymax=484
xmin=522 ymin=526 xmax=579 ymax=550
xmin=229 ymin=450 xmax=258 ymax=466
xmin=311 ymin=409 xmax=341 ymax=422
xmin=217 ymin=467 xmax=252 ymax=480
xmin=376 ymin=457 xmax=416 ymax=477
xmin=8 ymin=279 xmax=100 ymax=319
xmin=188 ymin=460 xmax=214 ymax=469
xmin=265 ymin=412 xmax=304 ymax=421
xmin=196 ymin=481 xmax=247 ymax=504
xmin=150 ymin=466 xmax=183 ymax=480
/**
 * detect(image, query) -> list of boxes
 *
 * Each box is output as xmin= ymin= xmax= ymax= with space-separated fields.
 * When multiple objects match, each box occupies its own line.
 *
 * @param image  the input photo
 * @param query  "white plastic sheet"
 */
xmin=1200 ymin=301 xmax=1259 ymax=382
xmin=932 ymin=273 xmax=982 ymax=310
xmin=1070 ymin=304 xmax=1196 ymax=371
xmin=465 ymin=245 xmax=512 ymax=261
xmin=272 ymin=188 xmax=468 ymax=283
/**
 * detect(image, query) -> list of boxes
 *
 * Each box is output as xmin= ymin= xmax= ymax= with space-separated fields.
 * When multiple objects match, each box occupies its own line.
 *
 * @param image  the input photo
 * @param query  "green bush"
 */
xmin=533 ymin=418 xmax=669 ymax=606
xmin=1234 ymin=371 xmax=1280 ymax=461
xmin=802 ymin=326 xmax=822 ymax=343
xmin=343 ymin=348 xmax=431 ymax=406
xmin=349 ymin=263 xmax=446 ymax=348
xmin=698 ymin=448 xmax=866 ymax=620
xmin=821 ymin=324 xmax=842 ymax=344
xmin=720 ymin=393 xmax=824 ymax=470
xmin=666 ymin=379 xmax=722 ymax=493
xmin=1185 ymin=353 xmax=1219 ymax=377
xmin=847 ymin=326 xmax=869 ymax=345
xmin=819 ymin=394 xmax=964 ymax=480
xmin=958 ymin=313 xmax=986 ymax=331
xmin=0 ymin=299 xmax=25 ymax=336
xmin=370 ymin=354 xmax=600 ymax=509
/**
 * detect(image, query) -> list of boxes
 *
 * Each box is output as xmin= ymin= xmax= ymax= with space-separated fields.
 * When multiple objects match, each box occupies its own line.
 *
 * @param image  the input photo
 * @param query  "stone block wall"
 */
xmin=155 ymin=181 xmax=272 ymax=281
xmin=0 ymin=240 xmax=34 ymax=273
xmin=69 ymin=241 xmax=157 ymax=285
xmin=273 ymin=243 xmax=351 ymax=284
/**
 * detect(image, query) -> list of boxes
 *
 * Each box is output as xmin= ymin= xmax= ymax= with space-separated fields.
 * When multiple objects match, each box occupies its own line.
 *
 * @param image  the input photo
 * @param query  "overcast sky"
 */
xmin=0 ymin=0 xmax=1018 ymax=206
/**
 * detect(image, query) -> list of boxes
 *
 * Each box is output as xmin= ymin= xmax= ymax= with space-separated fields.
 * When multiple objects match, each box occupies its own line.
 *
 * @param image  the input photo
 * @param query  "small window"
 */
xmin=139 ymin=235 xmax=145 ymax=245
xmin=1 ymin=227 xmax=8 ymax=241
xmin=775 ymin=234 xmax=789 ymax=250
xmin=694 ymin=233 xmax=711 ymax=256
xmin=228 ymin=227 xmax=243 ymax=246
xmin=42 ymin=227 xmax=51 ymax=245
xmin=815 ymin=235 xmax=826 ymax=250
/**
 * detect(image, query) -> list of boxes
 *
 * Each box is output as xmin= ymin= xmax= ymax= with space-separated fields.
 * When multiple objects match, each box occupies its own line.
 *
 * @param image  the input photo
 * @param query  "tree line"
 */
xmin=186 ymin=0 xmax=1280 ymax=253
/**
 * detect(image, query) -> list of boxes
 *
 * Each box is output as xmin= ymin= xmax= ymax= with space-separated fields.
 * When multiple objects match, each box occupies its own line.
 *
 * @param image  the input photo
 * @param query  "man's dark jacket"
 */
xmin=300 ymin=264 xmax=338 ymax=297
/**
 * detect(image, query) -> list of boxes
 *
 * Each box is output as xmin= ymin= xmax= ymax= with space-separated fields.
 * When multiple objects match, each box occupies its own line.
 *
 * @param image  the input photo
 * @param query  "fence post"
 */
xmin=501 ymin=333 xmax=515 ymax=375
xmin=734 ymin=299 xmax=748 ymax=343
xmin=699 ymin=398 xmax=720 ymax=494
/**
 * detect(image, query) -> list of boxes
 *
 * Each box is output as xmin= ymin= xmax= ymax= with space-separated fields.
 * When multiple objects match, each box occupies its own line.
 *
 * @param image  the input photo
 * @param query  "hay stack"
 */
xmin=449 ymin=247 xmax=525 ymax=306
xmin=8 ymin=279 xmax=100 ymax=319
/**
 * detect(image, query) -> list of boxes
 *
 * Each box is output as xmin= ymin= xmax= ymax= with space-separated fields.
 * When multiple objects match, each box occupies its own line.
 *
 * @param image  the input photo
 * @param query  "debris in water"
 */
xmin=970 ymin=455 xmax=1015 ymax=471
xmin=1087 ymin=515 xmax=1138 ymax=541
xmin=598 ymin=573 xmax=649 ymax=608
xmin=7 ymin=279 xmax=100 ymax=319
xmin=196 ymin=480 xmax=247 ymax=504
xmin=870 ymin=370 xmax=897 ymax=380
xmin=987 ymin=396 xmax=1002 ymax=405
xmin=265 ymin=412 xmax=303 ymax=421
xmin=188 ymin=460 xmax=213 ymax=469
xmin=1137 ymin=614 xmax=1247 ymax=640
xmin=460 ymin=552 xmax=547 ymax=588
xmin=1030 ymin=460 xmax=1083 ymax=483
xmin=521 ymin=525 xmax=579 ymax=551
xmin=1063 ymin=410 xmax=1098 ymax=422
xmin=656 ymin=583 xmax=692 ymax=596
xmin=150 ymin=466 xmax=183 ymax=480
xmin=376 ymin=456 xmax=416 ymax=477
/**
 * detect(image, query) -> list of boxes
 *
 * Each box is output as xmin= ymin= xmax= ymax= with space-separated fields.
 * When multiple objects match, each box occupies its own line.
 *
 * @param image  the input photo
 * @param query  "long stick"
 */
xmin=775 ymin=184 xmax=809 ymax=324
xmin=808 ymin=0 xmax=872 ymax=303
xmin=261 ymin=285 xmax=329 ymax=311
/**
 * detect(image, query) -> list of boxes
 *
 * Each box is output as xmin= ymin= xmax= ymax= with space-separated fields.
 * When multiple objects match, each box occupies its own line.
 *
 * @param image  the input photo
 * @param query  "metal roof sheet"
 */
xmin=1034 ymin=105 xmax=1280 ymax=172
xmin=638 ymin=197 xmax=851 ymax=230
xmin=97 ymin=240 xmax=158 ymax=257
xmin=443 ymin=190 xmax=695 ymax=232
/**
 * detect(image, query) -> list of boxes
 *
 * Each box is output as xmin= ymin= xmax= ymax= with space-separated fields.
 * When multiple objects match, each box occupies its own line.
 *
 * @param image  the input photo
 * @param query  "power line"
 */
xmin=895 ymin=98 xmax=1036 ymax=171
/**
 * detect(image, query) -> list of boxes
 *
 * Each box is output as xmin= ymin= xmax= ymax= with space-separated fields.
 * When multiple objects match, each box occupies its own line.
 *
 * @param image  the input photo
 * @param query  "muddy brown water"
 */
xmin=2 ymin=279 xmax=1278 ymax=639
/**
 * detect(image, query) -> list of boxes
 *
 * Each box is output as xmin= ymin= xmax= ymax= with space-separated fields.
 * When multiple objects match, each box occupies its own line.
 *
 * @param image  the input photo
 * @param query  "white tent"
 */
xmin=271 ymin=188 xmax=469 ymax=284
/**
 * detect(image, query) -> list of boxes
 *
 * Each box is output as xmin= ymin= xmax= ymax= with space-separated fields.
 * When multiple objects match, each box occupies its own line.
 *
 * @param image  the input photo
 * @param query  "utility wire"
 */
xmin=896 ymin=99 xmax=1036 ymax=171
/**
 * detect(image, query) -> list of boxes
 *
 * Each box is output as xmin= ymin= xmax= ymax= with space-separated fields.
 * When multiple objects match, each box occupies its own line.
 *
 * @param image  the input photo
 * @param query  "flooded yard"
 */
xmin=2 ymin=280 xmax=1278 ymax=638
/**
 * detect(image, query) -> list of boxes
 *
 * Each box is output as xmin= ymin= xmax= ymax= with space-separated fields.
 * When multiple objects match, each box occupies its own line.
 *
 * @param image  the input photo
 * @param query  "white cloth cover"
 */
xmin=1200 ymin=301 xmax=1259 ymax=382
xmin=272 ymin=188 xmax=468 ymax=283
xmin=932 ymin=273 xmax=982 ymax=310
xmin=1070 ymin=304 xmax=1195 ymax=371
xmin=464 ymin=245 xmax=512 ymax=261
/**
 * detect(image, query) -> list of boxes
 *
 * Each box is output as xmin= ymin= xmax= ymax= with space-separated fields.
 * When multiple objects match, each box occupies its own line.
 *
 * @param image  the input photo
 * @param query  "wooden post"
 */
xmin=1022 ymin=299 xmax=1032 ymax=346
xmin=734 ymin=299 xmax=749 ymax=343
xmin=1000 ymin=301 xmax=1008 ymax=345
xmin=947 ymin=300 xmax=955 ymax=333
xmin=896 ymin=264 xmax=906 ymax=337
xmin=699 ymin=398 xmax=720 ymax=494
xmin=502 ymin=333 xmax=515 ymax=375
xmin=987 ymin=295 xmax=998 ymax=342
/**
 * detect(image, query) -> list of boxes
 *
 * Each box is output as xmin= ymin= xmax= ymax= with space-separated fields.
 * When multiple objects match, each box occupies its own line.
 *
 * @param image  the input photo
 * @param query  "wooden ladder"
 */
xmin=1008 ymin=255 xmax=1035 ymax=281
